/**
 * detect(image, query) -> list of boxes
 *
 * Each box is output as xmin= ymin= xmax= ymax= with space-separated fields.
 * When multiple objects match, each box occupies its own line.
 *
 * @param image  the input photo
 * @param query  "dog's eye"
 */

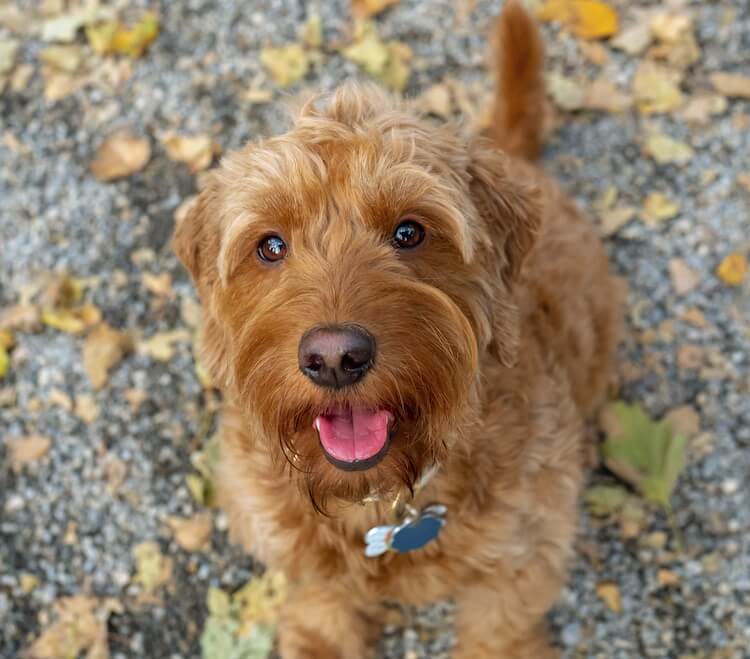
xmin=257 ymin=235 xmax=288 ymax=263
xmin=392 ymin=220 xmax=425 ymax=249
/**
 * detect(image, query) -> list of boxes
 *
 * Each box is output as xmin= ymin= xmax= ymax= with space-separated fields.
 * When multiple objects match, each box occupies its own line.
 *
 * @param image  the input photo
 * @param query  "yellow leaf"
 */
xmin=546 ymin=72 xmax=586 ymax=111
xmin=39 ymin=45 xmax=84 ymax=73
xmin=90 ymin=131 xmax=151 ymax=182
xmin=716 ymin=252 xmax=747 ymax=287
xmin=19 ymin=573 xmax=40 ymax=594
xmin=6 ymin=435 xmax=51 ymax=471
xmin=582 ymin=77 xmax=633 ymax=113
xmin=111 ymin=12 xmax=160 ymax=58
xmin=632 ymin=61 xmax=684 ymax=114
xmin=352 ymin=0 xmax=400 ymax=19
xmin=0 ymin=346 xmax=9 ymax=378
xmin=166 ymin=514 xmax=214 ymax=552
xmin=86 ymin=20 xmax=119 ymax=55
xmin=138 ymin=329 xmax=192 ymax=362
xmin=235 ymin=571 xmax=288 ymax=635
xmin=415 ymin=82 xmax=453 ymax=119
xmin=710 ymin=72 xmax=750 ymax=99
xmin=161 ymin=133 xmax=220 ymax=173
xmin=645 ymin=133 xmax=693 ymax=166
xmin=0 ymin=328 xmax=12 ymax=350
xmin=537 ymin=0 xmax=618 ymax=40
xmin=74 ymin=393 xmax=100 ymax=423
xmin=641 ymin=192 xmax=680 ymax=225
xmin=300 ymin=13 xmax=323 ymax=49
xmin=596 ymin=581 xmax=622 ymax=613
xmin=41 ymin=304 xmax=101 ymax=334
xmin=83 ymin=323 xmax=131 ymax=388
xmin=342 ymin=21 xmax=411 ymax=91
xmin=260 ymin=43 xmax=309 ymax=87
xmin=133 ymin=541 xmax=172 ymax=593
xmin=0 ymin=38 xmax=19 ymax=75
xmin=598 ymin=206 xmax=635 ymax=237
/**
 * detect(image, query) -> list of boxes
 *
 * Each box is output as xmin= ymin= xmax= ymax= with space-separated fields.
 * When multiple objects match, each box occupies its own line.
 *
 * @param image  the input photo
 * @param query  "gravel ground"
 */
xmin=1 ymin=1 xmax=750 ymax=658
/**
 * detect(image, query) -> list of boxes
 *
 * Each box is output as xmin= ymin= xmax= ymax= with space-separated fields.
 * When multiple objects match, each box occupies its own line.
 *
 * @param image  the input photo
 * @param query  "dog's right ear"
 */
xmin=172 ymin=185 xmax=218 ymax=293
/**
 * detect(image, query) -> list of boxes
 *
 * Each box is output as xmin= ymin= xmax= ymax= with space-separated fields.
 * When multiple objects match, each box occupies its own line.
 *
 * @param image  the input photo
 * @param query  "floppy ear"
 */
xmin=467 ymin=137 xmax=541 ymax=367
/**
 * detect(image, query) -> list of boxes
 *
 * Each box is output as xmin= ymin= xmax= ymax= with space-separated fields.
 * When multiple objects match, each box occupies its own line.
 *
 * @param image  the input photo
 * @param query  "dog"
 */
xmin=173 ymin=2 xmax=622 ymax=656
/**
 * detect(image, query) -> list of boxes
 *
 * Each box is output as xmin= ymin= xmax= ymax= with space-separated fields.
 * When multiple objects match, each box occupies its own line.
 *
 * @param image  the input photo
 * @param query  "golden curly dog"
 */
xmin=173 ymin=2 xmax=623 ymax=656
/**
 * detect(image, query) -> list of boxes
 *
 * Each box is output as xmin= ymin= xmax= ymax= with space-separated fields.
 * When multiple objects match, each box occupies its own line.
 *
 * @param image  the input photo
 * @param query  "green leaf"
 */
xmin=600 ymin=402 xmax=688 ymax=509
xmin=584 ymin=484 xmax=629 ymax=517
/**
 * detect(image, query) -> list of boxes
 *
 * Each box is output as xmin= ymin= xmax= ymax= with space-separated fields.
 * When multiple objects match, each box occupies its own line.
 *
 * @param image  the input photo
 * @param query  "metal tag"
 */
xmin=364 ymin=504 xmax=447 ymax=557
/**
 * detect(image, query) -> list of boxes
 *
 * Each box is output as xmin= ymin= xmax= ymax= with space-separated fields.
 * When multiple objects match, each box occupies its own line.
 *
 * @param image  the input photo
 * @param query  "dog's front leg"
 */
xmin=453 ymin=574 xmax=562 ymax=659
xmin=277 ymin=578 xmax=380 ymax=659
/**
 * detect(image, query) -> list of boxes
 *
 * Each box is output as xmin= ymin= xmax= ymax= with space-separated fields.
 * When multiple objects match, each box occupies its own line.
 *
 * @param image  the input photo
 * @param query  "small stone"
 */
xmin=721 ymin=479 xmax=738 ymax=495
xmin=561 ymin=622 xmax=582 ymax=646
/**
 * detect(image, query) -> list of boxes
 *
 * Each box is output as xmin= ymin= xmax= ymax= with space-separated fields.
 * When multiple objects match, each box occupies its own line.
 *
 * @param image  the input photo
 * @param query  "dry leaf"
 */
xmin=415 ymin=83 xmax=453 ymax=118
xmin=180 ymin=297 xmax=202 ymax=328
xmin=19 ymin=573 xmax=40 ymax=593
xmin=657 ymin=569 xmax=681 ymax=587
xmin=166 ymin=514 xmax=213 ymax=552
xmin=260 ymin=44 xmax=309 ymax=87
xmin=300 ymin=13 xmax=323 ymax=49
xmin=648 ymin=12 xmax=700 ymax=69
xmin=41 ymin=304 xmax=101 ymax=334
xmin=547 ymin=72 xmax=586 ymax=111
xmin=42 ymin=70 xmax=88 ymax=102
xmin=598 ymin=206 xmax=635 ymax=236
xmin=716 ymin=252 xmax=747 ymax=287
xmin=596 ymin=581 xmax=622 ymax=613
xmin=342 ymin=21 xmax=411 ymax=91
xmin=0 ymin=38 xmax=19 ymax=75
xmin=632 ymin=61 xmax=684 ymax=114
xmin=133 ymin=541 xmax=172 ymax=593
xmin=0 ymin=328 xmax=12 ymax=378
xmin=48 ymin=388 xmax=72 ymax=411
xmin=737 ymin=172 xmax=750 ymax=194
xmin=642 ymin=192 xmax=680 ymax=225
xmin=7 ymin=435 xmax=51 ymax=471
xmin=679 ymin=93 xmax=728 ymax=125
xmin=161 ymin=133 xmax=220 ymax=173
xmin=75 ymin=393 xmax=100 ymax=423
xmin=242 ymin=87 xmax=274 ymax=104
xmin=86 ymin=12 xmax=160 ymax=58
xmin=710 ymin=72 xmax=750 ymax=99
xmin=584 ymin=484 xmax=629 ymax=517
xmin=677 ymin=344 xmax=703 ymax=370
xmin=40 ymin=45 xmax=84 ymax=73
xmin=90 ymin=131 xmax=151 ymax=182
xmin=663 ymin=405 xmax=700 ymax=438
xmin=680 ymin=307 xmax=706 ymax=328
xmin=83 ymin=324 xmax=131 ymax=388
xmin=0 ymin=303 xmax=40 ymax=331
xmin=611 ymin=22 xmax=651 ymax=55
xmin=669 ymin=258 xmax=700 ymax=295
xmin=26 ymin=596 xmax=120 ymax=659
xmin=138 ymin=329 xmax=192 ymax=361
xmin=141 ymin=272 xmax=173 ymax=298
xmin=537 ymin=0 xmax=618 ymax=40
xmin=583 ymin=78 xmax=632 ymax=113
xmin=352 ymin=0 xmax=400 ymax=19
xmin=578 ymin=40 xmax=609 ymax=66
xmin=645 ymin=133 xmax=693 ymax=166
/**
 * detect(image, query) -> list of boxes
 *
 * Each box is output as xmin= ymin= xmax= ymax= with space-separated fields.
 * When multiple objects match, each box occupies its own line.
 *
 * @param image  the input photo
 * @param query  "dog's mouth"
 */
xmin=313 ymin=405 xmax=394 ymax=471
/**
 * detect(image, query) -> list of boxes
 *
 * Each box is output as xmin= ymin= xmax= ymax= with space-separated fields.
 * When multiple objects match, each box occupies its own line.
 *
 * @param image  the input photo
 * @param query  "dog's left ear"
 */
xmin=467 ymin=137 xmax=542 ymax=367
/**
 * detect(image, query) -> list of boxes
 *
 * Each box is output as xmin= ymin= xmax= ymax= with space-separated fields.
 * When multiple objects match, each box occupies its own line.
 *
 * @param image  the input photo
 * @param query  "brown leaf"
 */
xmin=663 ymin=405 xmax=700 ymax=438
xmin=669 ymin=258 xmax=700 ymax=295
xmin=598 ymin=206 xmax=635 ymax=237
xmin=352 ymin=0 xmax=400 ymax=19
xmin=645 ymin=132 xmax=693 ymax=166
xmin=596 ymin=581 xmax=622 ymax=613
xmin=141 ymin=272 xmax=173 ymax=298
xmin=710 ymin=72 xmax=750 ymax=99
xmin=632 ymin=61 xmax=684 ymax=115
xmin=0 ymin=303 xmax=41 ymax=332
xmin=657 ymin=569 xmax=681 ymax=587
xmin=166 ymin=514 xmax=214 ymax=552
xmin=132 ymin=541 xmax=172 ymax=593
xmin=680 ymin=307 xmax=707 ymax=328
xmin=161 ymin=133 xmax=220 ymax=173
xmin=583 ymin=77 xmax=633 ymax=113
xmin=90 ymin=131 xmax=151 ymax=182
xmin=7 ymin=435 xmax=51 ymax=471
xmin=82 ymin=324 xmax=131 ymax=389
xmin=679 ymin=93 xmax=728 ymax=125
xmin=74 ymin=393 xmax=100 ymax=423
xmin=48 ymin=388 xmax=73 ymax=412
xmin=137 ymin=329 xmax=192 ymax=362
xmin=641 ymin=192 xmax=680 ymax=225
xmin=39 ymin=45 xmax=84 ymax=73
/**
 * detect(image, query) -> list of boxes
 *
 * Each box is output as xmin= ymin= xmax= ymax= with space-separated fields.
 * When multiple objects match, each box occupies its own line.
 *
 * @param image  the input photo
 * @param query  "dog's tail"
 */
xmin=484 ymin=0 xmax=546 ymax=162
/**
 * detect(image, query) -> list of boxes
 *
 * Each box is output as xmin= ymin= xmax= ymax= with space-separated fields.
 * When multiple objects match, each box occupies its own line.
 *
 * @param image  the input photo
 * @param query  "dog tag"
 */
xmin=364 ymin=505 xmax=446 ymax=557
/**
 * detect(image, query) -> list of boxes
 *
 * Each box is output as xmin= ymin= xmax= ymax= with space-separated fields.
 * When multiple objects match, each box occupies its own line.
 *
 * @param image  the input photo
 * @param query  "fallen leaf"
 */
xmin=123 ymin=387 xmax=148 ymax=412
xmin=161 ymin=133 xmax=220 ymax=173
xmin=679 ymin=93 xmax=728 ymax=125
xmin=141 ymin=272 xmax=174 ymax=298
xmin=598 ymin=206 xmax=635 ymax=236
xmin=83 ymin=323 xmax=131 ymax=388
xmin=737 ymin=172 xmax=750 ymax=193
xmin=41 ymin=14 xmax=86 ymax=43
xmin=547 ymin=72 xmax=586 ymax=111
xmin=243 ymin=87 xmax=274 ymax=104
xmin=90 ymin=131 xmax=151 ymax=182
xmin=710 ymin=72 xmax=750 ymax=99
xmin=300 ymin=13 xmax=323 ymax=49
xmin=578 ymin=40 xmax=609 ymax=66
xmin=537 ymin=0 xmax=618 ymax=39
xmin=180 ymin=296 xmax=202 ymax=328
xmin=42 ymin=70 xmax=88 ymax=102
xmin=26 ymin=596 xmax=120 ymax=659
xmin=0 ymin=304 xmax=40 ymax=332
xmin=234 ymin=571 xmax=288 ymax=634
xmin=611 ymin=22 xmax=651 ymax=55
xmin=584 ymin=484 xmax=629 ymax=517
xmin=648 ymin=12 xmax=700 ymax=69
xmin=0 ymin=328 xmax=12 ymax=378
xmin=48 ymin=388 xmax=72 ymax=411
xmin=600 ymin=402 xmax=687 ymax=509
xmin=39 ymin=45 xmax=84 ymax=73
xmin=716 ymin=252 xmax=747 ymax=287
xmin=0 ymin=38 xmax=19 ymax=75
xmin=596 ymin=581 xmax=622 ymax=613
xmin=669 ymin=258 xmax=700 ymax=295
xmin=680 ymin=307 xmax=706 ymax=328
xmin=19 ymin=573 xmax=40 ymax=593
xmin=41 ymin=304 xmax=101 ymax=334
xmin=6 ymin=435 xmax=51 ymax=471
xmin=645 ymin=132 xmax=693 ymax=166
xmin=75 ymin=393 xmax=100 ymax=423
xmin=663 ymin=405 xmax=700 ymax=438
xmin=415 ymin=82 xmax=453 ymax=118
xmin=342 ymin=21 xmax=411 ymax=91
xmin=657 ymin=569 xmax=681 ymax=587
xmin=138 ymin=329 xmax=192 ymax=362
xmin=87 ymin=12 xmax=160 ymax=58
xmin=260 ymin=43 xmax=309 ymax=87
xmin=166 ymin=514 xmax=213 ymax=552
xmin=632 ymin=61 xmax=684 ymax=114
xmin=133 ymin=541 xmax=172 ymax=593
xmin=583 ymin=77 xmax=632 ymax=113
xmin=641 ymin=192 xmax=680 ymax=225
xmin=352 ymin=0 xmax=400 ymax=19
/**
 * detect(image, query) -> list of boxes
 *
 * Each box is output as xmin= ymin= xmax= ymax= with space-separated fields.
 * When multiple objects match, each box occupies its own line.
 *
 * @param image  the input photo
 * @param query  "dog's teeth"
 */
xmin=313 ymin=418 xmax=321 ymax=432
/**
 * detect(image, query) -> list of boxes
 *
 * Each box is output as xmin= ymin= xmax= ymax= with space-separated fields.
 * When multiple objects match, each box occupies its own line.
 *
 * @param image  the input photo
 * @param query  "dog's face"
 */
xmin=174 ymin=85 xmax=539 ymax=509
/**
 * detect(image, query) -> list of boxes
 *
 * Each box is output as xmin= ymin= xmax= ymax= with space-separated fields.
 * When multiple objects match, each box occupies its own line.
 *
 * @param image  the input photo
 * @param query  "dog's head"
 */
xmin=174 ymin=84 xmax=540 ymax=510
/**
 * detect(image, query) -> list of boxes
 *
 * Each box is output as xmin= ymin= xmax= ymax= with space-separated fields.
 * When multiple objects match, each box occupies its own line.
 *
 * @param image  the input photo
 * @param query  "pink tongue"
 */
xmin=315 ymin=407 xmax=392 ymax=462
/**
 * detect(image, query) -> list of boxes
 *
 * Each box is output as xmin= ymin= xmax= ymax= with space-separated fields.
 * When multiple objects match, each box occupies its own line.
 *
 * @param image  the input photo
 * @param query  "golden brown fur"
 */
xmin=173 ymin=2 xmax=622 ymax=656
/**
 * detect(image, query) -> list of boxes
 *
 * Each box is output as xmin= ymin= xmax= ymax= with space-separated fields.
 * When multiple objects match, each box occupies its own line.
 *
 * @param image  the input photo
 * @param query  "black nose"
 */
xmin=298 ymin=325 xmax=376 ymax=389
